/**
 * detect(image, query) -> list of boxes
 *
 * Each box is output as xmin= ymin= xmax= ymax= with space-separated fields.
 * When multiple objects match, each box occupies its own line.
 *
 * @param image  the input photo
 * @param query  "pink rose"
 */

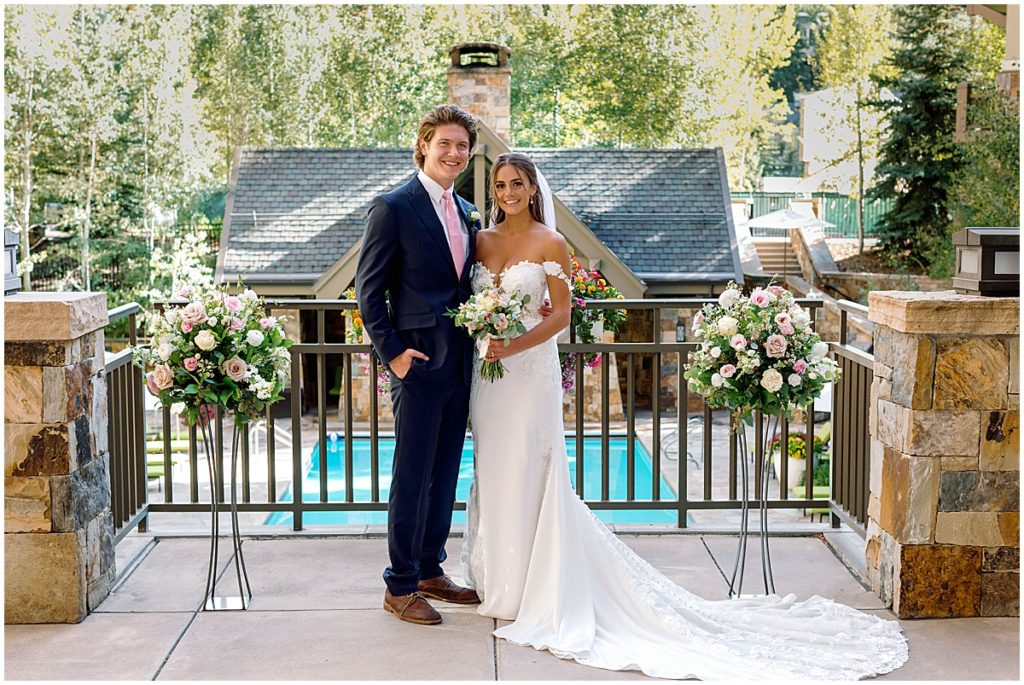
xmin=224 ymin=296 xmax=243 ymax=312
xmin=765 ymin=334 xmax=788 ymax=358
xmin=774 ymin=312 xmax=791 ymax=327
xmin=767 ymin=285 xmax=786 ymax=296
xmin=222 ymin=356 xmax=247 ymax=382
xmin=228 ymin=317 xmax=244 ymax=331
xmin=730 ymin=334 xmax=747 ymax=350
xmin=176 ymin=286 xmax=191 ymax=299
xmin=152 ymin=364 xmax=175 ymax=390
xmin=720 ymin=364 xmax=737 ymax=379
xmin=180 ymin=302 xmax=207 ymax=326
xmin=184 ymin=356 xmax=199 ymax=372
xmin=181 ymin=321 xmax=193 ymax=333
xmin=793 ymin=359 xmax=808 ymax=374
xmin=750 ymin=290 xmax=771 ymax=308
xmin=494 ymin=313 xmax=509 ymax=332
xmin=780 ymin=324 xmax=795 ymax=335
xmin=146 ymin=373 xmax=160 ymax=396
xmin=260 ymin=317 xmax=276 ymax=330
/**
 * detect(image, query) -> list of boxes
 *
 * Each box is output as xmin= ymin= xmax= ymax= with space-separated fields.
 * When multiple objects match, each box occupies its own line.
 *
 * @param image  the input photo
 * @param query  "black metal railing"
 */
xmin=828 ymin=300 xmax=875 ymax=536
xmin=105 ymin=303 xmax=150 ymax=542
xmin=119 ymin=297 xmax=866 ymax=535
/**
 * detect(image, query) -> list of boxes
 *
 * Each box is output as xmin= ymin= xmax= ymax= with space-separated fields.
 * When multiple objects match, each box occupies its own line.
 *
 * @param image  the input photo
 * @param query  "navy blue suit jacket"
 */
xmin=355 ymin=175 xmax=479 ymax=385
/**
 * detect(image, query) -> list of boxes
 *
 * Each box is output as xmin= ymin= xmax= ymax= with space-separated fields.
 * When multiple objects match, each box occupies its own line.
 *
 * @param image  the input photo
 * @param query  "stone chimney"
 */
xmin=447 ymin=42 xmax=511 ymax=141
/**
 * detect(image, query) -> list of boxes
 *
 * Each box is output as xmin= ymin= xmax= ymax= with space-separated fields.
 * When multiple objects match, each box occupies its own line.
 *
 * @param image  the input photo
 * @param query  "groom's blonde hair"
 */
xmin=413 ymin=104 xmax=478 ymax=169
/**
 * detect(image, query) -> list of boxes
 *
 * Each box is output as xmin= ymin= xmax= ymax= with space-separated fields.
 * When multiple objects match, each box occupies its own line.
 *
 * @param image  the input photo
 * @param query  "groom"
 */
xmin=356 ymin=104 xmax=482 ymax=625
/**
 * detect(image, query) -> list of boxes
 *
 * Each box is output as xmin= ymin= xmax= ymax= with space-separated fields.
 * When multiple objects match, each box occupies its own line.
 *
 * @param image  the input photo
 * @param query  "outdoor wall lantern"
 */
xmin=952 ymin=227 xmax=1020 ymax=297
xmin=4 ymin=229 xmax=21 ymax=295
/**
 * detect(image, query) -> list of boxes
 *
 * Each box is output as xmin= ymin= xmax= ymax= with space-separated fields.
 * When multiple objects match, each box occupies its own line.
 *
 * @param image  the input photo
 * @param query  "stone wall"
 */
xmin=5 ymin=293 xmax=115 ymax=623
xmin=866 ymin=290 xmax=1019 ymax=618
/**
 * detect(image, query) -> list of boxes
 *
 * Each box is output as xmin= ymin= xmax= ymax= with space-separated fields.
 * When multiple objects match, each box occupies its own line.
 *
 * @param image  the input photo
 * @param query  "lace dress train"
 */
xmin=461 ymin=260 xmax=908 ymax=681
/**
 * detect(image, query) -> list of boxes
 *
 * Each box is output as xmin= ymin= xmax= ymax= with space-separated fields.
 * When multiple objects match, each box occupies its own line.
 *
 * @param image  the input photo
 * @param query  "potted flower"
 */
xmin=559 ymin=255 xmax=628 ymax=391
xmin=769 ymin=430 xmax=830 ymax=491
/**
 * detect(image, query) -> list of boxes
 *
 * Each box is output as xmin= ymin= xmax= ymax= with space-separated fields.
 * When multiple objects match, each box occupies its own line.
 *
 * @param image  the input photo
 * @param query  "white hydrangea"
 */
xmin=718 ymin=288 xmax=741 ymax=309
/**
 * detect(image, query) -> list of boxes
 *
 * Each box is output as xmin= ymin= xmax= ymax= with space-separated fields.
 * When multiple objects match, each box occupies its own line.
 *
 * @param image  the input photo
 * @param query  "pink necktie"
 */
xmin=443 ymin=189 xmax=465 ymax=278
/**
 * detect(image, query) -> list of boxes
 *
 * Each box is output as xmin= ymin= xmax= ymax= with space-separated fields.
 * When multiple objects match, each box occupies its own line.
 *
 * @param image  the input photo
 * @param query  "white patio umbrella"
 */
xmin=748 ymin=208 xmax=835 ymax=230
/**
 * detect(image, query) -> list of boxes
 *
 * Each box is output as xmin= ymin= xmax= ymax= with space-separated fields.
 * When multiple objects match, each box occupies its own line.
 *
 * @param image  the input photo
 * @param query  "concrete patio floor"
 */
xmin=5 ymin=532 xmax=1019 ymax=681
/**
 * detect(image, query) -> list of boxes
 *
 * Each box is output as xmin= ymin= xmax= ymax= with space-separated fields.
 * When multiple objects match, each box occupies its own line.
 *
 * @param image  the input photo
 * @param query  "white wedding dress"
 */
xmin=461 ymin=260 xmax=908 ymax=681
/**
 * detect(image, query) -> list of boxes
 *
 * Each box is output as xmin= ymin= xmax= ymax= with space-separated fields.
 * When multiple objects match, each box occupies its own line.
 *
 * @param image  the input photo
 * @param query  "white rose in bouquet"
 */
xmin=718 ymin=316 xmax=739 ymax=336
xmin=760 ymin=368 xmax=784 ymax=393
xmin=810 ymin=341 xmax=829 ymax=360
xmin=195 ymin=330 xmax=217 ymax=351
xmin=246 ymin=330 xmax=265 ymax=347
xmin=157 ymin=343 xmax=174 ymax=361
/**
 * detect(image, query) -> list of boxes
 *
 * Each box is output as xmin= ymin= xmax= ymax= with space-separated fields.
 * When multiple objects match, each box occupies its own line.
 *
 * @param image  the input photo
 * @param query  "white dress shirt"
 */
xmin=417 ymin=170 xmax=469 ymax=254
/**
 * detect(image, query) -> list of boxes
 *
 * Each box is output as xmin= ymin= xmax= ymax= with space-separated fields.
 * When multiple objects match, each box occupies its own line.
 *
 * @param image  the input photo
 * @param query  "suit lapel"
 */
xmin=405 ymin=178 xmax=456 ymax=275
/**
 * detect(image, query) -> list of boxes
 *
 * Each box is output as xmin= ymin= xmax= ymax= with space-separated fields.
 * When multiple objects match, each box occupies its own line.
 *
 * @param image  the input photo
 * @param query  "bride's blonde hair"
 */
xmin=489 ymin=152 xmax=546 ymax=226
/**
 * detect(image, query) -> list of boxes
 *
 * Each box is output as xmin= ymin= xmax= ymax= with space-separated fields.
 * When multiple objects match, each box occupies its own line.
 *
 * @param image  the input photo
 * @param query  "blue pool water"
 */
xmin=264 ymin=436 xmax=679 ymax=526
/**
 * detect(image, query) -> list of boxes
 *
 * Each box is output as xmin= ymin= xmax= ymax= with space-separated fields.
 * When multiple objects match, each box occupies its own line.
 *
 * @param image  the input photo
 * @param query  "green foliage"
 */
xmin=868 ymin=5 xmax=1006 ymax=272
xmin=949 ymin=87 xmax=1021 ymax=230
xmin=7 ymin=3 xmax=806 ymax=308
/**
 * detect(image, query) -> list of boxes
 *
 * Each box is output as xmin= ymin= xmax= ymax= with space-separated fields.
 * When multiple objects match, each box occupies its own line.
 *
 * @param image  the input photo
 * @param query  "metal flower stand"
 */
xmin=198 ymin=411 xmax=252 ymax=610
xmin=727 ymin=411 xmax=780 ymax=598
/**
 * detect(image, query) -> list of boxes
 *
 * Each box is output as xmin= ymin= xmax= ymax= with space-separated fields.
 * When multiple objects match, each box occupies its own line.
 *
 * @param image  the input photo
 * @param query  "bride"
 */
xmin=460 ymin=152 xmax=908 ymax=680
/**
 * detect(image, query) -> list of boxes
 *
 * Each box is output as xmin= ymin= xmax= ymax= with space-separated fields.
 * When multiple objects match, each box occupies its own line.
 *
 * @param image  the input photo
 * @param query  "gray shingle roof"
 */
xmin=222 ymin=148 xmax=413 ymax=278
xmin=523 ymin=149 xmax=734 ymax=276
xmin=220 ymin=146 xmax=737 ymax=284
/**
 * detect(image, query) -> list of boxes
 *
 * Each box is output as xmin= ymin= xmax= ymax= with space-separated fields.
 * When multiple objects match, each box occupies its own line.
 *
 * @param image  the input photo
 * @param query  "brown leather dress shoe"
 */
xmin=383 ymin=590 xmax=442 ymax=625
xmin=417 ymin=575 xmax=481 ymax=605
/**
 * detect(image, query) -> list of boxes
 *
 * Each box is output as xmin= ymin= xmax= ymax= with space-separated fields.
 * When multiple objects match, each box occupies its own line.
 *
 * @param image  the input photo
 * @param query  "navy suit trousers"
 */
xmin=383 ymin=363 xmax=470 ymax=596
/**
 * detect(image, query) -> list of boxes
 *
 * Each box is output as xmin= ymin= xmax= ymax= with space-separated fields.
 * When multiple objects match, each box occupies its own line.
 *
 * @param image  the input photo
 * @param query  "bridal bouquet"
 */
xmin=446 ymin=287 xmax=531 ymax=381
xmin=683 ymin=281 xmax=840 ymax=424
xmin=133 ymin=283 xmax=294 ymax=426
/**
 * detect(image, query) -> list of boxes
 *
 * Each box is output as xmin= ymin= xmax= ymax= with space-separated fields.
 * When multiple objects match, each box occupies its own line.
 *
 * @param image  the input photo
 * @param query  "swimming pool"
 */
xmin=264 ymin=436 xmax=679 ymax=526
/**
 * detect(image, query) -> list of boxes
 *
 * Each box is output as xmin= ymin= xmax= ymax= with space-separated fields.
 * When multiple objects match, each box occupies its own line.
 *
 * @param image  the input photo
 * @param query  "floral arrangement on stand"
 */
xmin=133 ymin=283 xmax=293 ymax=426
xmin=683 ymin=280 xmax=841 ymax=425
xmin=684 ymin=280 xmax=840 ymax=597
xmin=559 ymin=255 xmax=627 ymax=392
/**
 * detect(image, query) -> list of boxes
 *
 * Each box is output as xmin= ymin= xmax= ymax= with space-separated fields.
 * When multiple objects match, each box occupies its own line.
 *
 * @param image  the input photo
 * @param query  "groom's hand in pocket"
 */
xmin=540 ymin=298 xmax=553 ymax=319
xmin=389 ymin=349 xmax=429 ymax=380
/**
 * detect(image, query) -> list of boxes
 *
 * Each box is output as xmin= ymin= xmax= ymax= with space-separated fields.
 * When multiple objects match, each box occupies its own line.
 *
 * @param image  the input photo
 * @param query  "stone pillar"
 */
xmin=866 ymin=291 xmax=1019 ymax=618
xmin=4 ymin=292 xmax=114 ymax=623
